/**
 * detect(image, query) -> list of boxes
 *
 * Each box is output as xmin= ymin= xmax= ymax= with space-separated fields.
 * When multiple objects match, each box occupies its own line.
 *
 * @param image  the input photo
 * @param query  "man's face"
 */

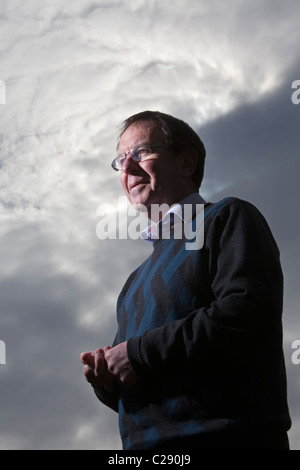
xmin=118 ymin=120 xmax=188 ymax=219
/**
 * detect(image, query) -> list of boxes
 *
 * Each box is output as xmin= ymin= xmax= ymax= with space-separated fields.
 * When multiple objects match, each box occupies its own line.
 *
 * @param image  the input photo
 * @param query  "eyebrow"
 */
xmin=118 ymin=143 xmax=151 ymax=156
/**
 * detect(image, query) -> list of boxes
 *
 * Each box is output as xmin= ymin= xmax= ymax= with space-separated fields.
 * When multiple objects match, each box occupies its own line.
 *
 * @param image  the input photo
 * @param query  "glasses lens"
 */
xmin=119 ymin=155 xmax=126 ymax=168
xmin=111 ymin=157 xmax=122 ymax=171
xmin=131 ymin=145 xmax=150 ymax=161
xmin=112 ymin=145 xmax=152 ymax=171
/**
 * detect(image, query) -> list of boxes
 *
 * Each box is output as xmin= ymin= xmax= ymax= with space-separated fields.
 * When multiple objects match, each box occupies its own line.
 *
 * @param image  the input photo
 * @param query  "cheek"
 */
xmin=151 ymin=165 xmax=170 ymax=188
xmin=120 ymin=174 xmax=128 ymax=193
xmin=144 ymin=163 xmax=159 ymax=187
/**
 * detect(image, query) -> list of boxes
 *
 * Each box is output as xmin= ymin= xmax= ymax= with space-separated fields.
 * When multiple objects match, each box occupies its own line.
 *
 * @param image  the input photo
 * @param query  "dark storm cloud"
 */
xmin=198 ymin=64 xmax=300 ymax=449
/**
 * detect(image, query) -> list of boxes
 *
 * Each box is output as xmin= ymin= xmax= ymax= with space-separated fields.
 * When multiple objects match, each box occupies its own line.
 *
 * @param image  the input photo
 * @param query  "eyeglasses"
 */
xmin=111 ymin=144 xmax=171 ymax=171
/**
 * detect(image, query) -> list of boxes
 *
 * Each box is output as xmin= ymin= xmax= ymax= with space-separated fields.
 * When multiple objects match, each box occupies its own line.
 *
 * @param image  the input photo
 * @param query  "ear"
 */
xmin=179 ymin=148 xmax=198 ymax=178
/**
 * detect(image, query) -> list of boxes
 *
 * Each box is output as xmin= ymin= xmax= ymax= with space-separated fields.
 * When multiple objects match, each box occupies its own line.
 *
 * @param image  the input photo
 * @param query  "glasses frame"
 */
xmin=111 ymin=144 xmax=171 ymax=171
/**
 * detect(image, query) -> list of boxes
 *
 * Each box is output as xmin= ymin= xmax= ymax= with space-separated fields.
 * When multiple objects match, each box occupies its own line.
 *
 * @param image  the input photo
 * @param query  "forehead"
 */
xmin=118 ymin=120 xmax=165 ymax=152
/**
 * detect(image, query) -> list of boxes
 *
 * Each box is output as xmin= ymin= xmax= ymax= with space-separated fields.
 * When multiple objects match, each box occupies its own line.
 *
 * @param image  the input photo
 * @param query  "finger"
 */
xmin=103 ymin=368 xmax=116 ymax=393
xmin=96 ymin=348 xmax=116 ymax=392
xmin=83 ymin=364 xmax=96 ymax=384
xmin=94 ymin=349 xmax=106 ymax=385
xmin=80 ymin=351 xmax=88 ymax=364
xmin=95 ymin=348 xmax=104 ymax=354
xmin=80 ymin=351 xmax=95 ymax=368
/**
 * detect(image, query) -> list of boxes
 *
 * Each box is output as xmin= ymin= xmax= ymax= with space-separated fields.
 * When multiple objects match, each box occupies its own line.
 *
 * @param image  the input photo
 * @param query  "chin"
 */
xmin=130 ymin=199 xmax=149 ymax=214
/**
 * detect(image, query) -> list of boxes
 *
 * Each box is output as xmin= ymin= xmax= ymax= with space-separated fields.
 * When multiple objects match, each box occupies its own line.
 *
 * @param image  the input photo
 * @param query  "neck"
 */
xmin=147 ymin=188 xmax=198 ymax=223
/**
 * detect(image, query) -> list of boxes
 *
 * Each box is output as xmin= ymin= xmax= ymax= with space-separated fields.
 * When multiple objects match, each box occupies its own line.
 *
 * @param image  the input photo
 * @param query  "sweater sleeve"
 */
xmin=127 ymin=199 xmax=284 ymax=377
xmin=92 ymin=385 xmax=119 ymax=413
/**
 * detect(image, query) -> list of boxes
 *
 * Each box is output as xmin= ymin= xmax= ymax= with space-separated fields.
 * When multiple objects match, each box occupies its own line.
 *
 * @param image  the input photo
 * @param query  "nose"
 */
xmin=122 ymin=153 xmax=140 ymax=174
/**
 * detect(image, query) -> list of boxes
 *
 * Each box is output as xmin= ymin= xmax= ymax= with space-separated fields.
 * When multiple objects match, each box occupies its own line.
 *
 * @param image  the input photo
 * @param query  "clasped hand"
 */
xmin=80 ymin=341 xmax=138 ymax=392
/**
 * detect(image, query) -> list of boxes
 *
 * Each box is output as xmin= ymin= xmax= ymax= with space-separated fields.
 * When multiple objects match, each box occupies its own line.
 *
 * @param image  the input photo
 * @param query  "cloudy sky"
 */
xmin=0 ymin=0 xmax=299 ymax=450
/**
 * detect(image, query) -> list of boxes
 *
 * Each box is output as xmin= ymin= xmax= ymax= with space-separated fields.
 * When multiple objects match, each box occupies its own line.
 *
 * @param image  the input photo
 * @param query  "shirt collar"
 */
xmin=140 ymin=192 xmax=206 ymax=242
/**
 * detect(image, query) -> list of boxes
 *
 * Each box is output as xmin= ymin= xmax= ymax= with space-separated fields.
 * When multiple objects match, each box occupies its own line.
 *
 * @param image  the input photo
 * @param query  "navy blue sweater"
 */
xmin=95 ymin=198 xmax=291 ymax=450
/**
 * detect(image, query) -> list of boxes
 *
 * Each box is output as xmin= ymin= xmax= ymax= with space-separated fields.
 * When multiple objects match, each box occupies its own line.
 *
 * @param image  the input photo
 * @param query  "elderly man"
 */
xmin=81 ymin=111 xmax=291 ymax=450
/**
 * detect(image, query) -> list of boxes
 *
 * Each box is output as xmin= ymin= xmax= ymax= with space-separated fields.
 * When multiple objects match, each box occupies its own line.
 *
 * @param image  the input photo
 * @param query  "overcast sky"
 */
xmin=0 ymin=0 xmax=299 ymax=450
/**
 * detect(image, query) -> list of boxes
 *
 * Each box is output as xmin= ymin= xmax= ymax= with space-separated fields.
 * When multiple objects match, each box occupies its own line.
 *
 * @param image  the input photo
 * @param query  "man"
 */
xmin=81 ymin=111 xmax=291 ymax=450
